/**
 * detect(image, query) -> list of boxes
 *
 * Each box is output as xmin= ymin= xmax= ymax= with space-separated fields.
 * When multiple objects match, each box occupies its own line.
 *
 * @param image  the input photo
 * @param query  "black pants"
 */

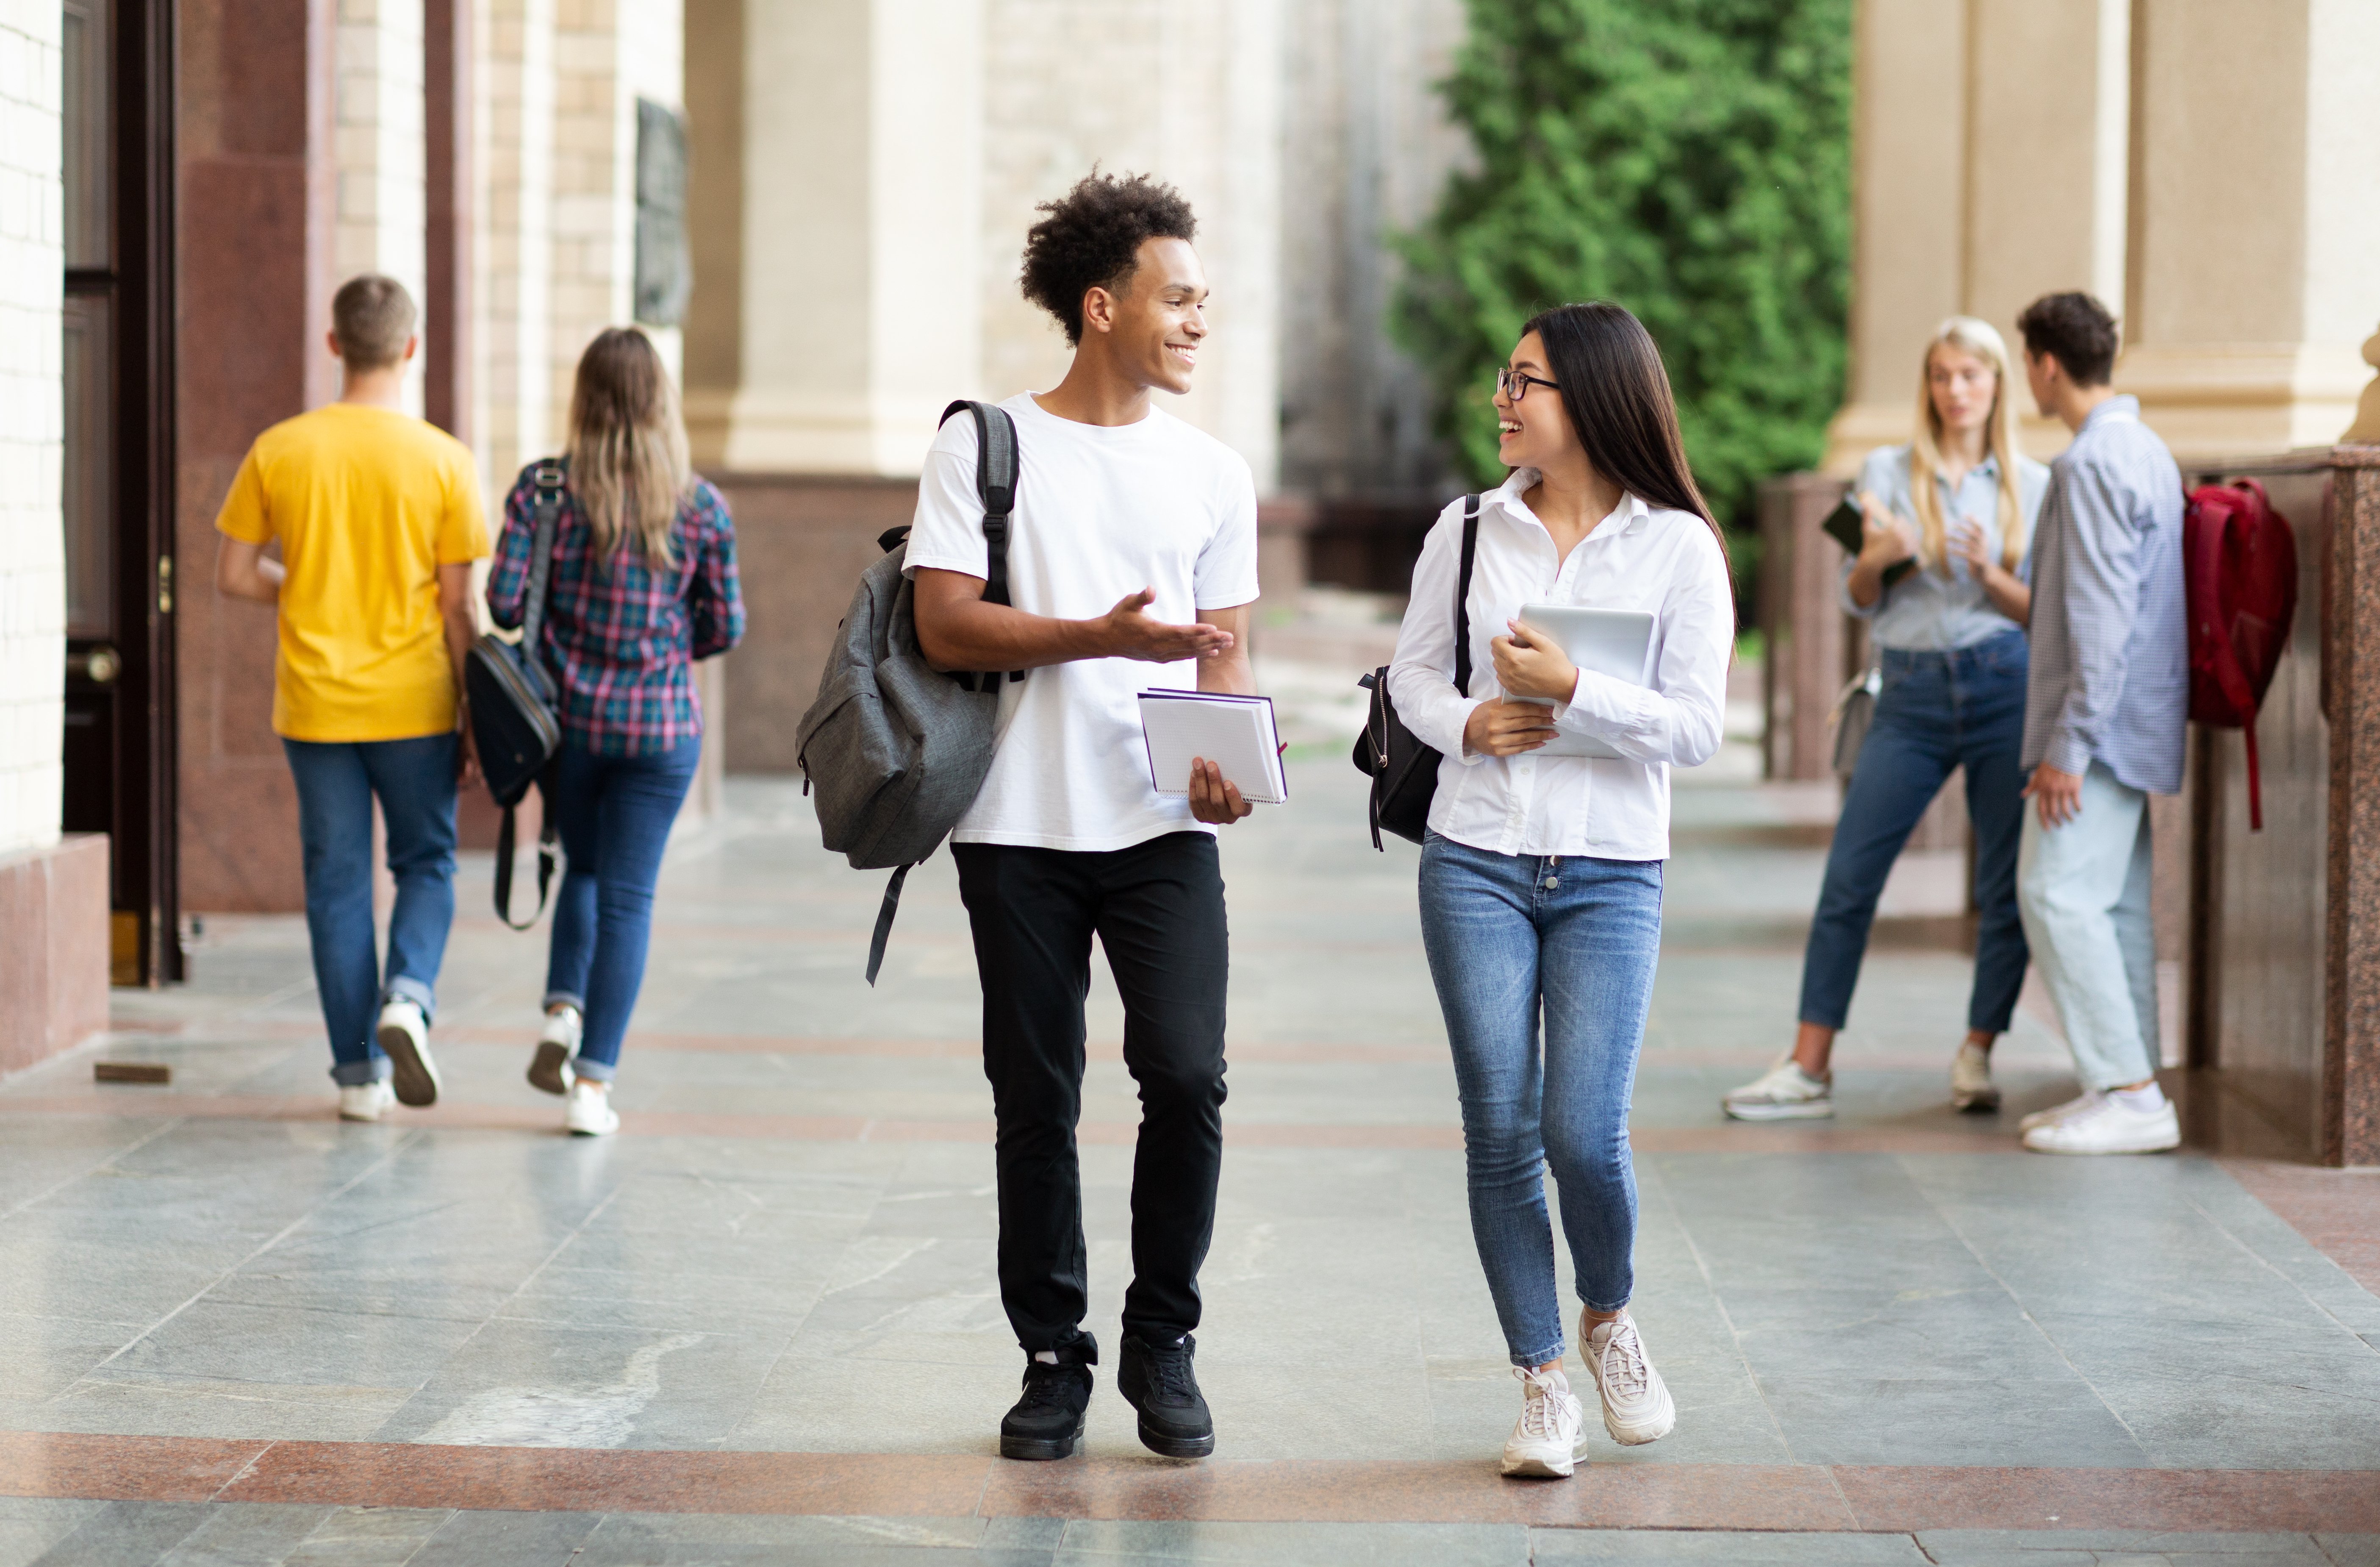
xmin=952 ymin=831 xmax=1229 ymax=1353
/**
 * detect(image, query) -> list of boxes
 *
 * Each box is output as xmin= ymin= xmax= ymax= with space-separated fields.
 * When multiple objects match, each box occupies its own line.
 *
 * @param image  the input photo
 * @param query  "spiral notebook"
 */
xmin=1137 ymin=691 xmax=1288 ymax=806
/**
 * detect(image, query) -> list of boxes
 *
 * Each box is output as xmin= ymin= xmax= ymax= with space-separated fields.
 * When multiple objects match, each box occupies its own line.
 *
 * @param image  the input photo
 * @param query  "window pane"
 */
xmin=63 ymin=0 xmax=111 ymax=268
xmin=63 ymin=293 xmax=114 ymax=639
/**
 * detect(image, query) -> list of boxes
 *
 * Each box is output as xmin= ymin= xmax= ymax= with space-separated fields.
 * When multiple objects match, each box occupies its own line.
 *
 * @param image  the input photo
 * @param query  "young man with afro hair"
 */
xmin=905 ymin=171 xmax=1261 ymax=1462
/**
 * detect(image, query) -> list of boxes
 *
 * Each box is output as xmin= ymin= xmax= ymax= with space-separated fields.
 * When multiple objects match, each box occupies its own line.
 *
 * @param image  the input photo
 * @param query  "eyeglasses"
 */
xmin=1497 ymin=367 xmax=1559 ymax=403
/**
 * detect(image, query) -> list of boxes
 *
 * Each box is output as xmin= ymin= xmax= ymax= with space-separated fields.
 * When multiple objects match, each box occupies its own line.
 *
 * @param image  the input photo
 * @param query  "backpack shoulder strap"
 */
xmin=938 ymin=400 xmax=1025 ymax=688
xmin=1453 ymin=494 xmax=1481 ymax=699
xmin=520 ymin=460 xmax=567 ymax=653
xmin=491 ymin=780 xmax=560 ymax=931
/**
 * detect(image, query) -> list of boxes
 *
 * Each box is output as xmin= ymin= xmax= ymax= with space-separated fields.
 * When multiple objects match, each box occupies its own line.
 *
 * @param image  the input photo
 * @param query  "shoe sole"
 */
xmin=1000 ymin=1418 xmax=1085 ymax=1461
xmin=337 ymin=1108 xmax=383 ymax=1123
xmin=1603 ymin=1400 xmax=1677 ymax=1446
xmin=1500 ymin=1451 xmax=1576 ymax=1478
xmin=2023 ymin=1135 xmax=2180 ymax=1156
xmin=1135 ymin=1417 xmax=1215 ymax=1459
xmin=1952 ymin=1090 xmax=2001 ymax=1113
xmin=379 ymin=1024 xmax=439 ymax=1108
xmin=1721 ymin=1100 xmax=1834 ymax=1121
xmin=528 ymin=1041 xmax=573 ymax=1097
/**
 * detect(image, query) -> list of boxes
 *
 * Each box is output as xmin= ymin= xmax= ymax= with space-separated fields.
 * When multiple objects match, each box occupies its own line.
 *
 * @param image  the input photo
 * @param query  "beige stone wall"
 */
xmin=335 ymin=0 xmax=429 ymax=418
xmin=0 ymin=0 xmax=62 ymax=856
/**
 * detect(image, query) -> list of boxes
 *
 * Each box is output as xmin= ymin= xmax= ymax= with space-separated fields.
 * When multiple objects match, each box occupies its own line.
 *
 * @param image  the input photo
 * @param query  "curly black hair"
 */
xmin=1019 ymin=171 xmax=1198 ymax=346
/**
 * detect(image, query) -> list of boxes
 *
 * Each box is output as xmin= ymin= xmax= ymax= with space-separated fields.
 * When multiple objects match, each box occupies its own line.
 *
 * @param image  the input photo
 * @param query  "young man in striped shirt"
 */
xmin=2009 ymin=292 xmax=2187 ymax=1156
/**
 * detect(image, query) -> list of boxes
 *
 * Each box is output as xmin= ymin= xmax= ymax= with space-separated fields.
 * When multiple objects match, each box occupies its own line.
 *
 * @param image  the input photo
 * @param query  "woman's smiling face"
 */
xmin=1493 ymin=331 xmax=1576 ymax=472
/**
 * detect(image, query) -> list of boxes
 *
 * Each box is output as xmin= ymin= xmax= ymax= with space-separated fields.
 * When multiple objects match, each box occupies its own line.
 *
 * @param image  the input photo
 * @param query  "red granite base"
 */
xmin=0 ymin=834 xmax=110 ymax=1077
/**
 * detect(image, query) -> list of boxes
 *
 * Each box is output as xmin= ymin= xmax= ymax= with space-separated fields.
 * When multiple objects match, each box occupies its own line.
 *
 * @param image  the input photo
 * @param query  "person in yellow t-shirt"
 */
xmin=214 ymin=274 xmax=489 ymax=1124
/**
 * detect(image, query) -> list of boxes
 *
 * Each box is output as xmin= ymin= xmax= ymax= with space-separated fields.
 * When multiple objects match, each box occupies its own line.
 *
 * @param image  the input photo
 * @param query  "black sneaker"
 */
xmin=1000 ymin=1354 xmax=1092 ymax=1461
xmin=1118 ymin=1332 xmax=1215 ymax=1459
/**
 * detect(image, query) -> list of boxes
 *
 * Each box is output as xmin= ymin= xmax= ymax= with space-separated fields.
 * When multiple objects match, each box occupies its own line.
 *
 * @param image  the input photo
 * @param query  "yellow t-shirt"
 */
xmin=215 ymin=404 xmax=491 ymax=742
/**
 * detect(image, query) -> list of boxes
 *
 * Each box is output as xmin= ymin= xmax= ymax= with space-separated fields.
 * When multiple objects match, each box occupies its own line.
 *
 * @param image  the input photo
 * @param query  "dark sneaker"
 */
xmin=1000 ymin=1356 xmax=1092 ymax=1461
xmin=1118 ymin=1332 xmax=1215 ymax=1459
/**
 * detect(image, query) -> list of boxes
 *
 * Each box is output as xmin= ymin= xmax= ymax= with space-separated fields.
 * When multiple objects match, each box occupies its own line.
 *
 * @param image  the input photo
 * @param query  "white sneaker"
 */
xmin=1583 ymin=1313 xmax=1675 ymax=1446
xmin=337 ymin=1080 xmax=396 ymax=1122
xmin=565 ymin=1079 xmax=619 ymax=1137
xmin=375 ymin=998 xmax=441 ymax=1107
xmin=1722 ymin=1054 xmax=1833 ymax=1120
xmin=1950 ymin=1043 xmax=2000 ymax=1112
xmin=2022 ymin=1094 xmax=2179 ymax=1156
xmin=527 ymin=1007 xmax=582 ymax=1097
xmin=2019 ymin=1090 xmax=2100 ymax=1134
xmin=1500 ymin=1365 xmax=1584 ymax=1478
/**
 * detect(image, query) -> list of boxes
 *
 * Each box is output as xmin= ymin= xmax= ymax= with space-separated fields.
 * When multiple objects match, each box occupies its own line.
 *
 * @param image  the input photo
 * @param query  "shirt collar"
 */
xmin=1494 ymin=470 xmax=1652 ymax=537
xmin=1939 ymin=452 xmax=2000 ymax=486
xmin=2080 ymin=394 xmax=2140 ymax=434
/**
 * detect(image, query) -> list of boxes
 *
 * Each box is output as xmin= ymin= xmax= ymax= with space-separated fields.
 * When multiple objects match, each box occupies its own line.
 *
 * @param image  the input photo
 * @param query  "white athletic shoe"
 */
xmin=1500 ymin=1364 xmax=1584 ymax=1478
xmin=527 ymin=1006 xmax=583 ymax=1097
xmin=1722 ymin=1055 xmax=1833 ymax=1120
xmin=1950 ymin=1043 xmax=2000 ymax=1112
xmin=337 ymin=1080 xmax=396 ymax=1122
xmin=1582 ymin=1312 xmax=1675 ymax=1445
xmin=2019 ymin=1090 xmax=2100 ymax=1134
xmin=565 ymin=1079 xmax=619 ymax=1138
xmin=2022 ymin=1094 xmax=2179 ymax=1156
xmin=375 ymin=998 xmax=441 ymax=1107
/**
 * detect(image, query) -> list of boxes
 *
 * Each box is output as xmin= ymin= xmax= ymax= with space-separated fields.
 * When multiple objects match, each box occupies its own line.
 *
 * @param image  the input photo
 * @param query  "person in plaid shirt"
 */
xmin=486 ymin=326 xmax=744 ymax=1135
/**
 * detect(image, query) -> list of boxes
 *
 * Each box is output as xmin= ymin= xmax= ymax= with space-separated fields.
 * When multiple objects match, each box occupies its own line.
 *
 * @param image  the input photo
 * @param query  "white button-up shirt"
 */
xmin=1386 ymin=470 xmax=1735 ymax=861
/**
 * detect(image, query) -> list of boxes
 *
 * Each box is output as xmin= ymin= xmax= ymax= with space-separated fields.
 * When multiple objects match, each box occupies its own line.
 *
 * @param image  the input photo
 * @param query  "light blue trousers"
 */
xmin=2015 ymin=762 xmax=2161 ymax=1092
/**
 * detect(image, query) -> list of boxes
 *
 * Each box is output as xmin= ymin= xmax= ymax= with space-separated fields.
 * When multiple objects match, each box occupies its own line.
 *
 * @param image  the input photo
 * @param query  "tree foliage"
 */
xmin=1393 ymin=0 xmax=1853 ymax=529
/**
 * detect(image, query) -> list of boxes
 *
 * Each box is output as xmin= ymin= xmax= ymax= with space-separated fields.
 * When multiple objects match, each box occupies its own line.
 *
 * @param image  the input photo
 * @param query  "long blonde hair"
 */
xmin=565 ymin=327 xmax=691 ymax=570
xmin=1908 ymin=316 xmax=2025 ymax=574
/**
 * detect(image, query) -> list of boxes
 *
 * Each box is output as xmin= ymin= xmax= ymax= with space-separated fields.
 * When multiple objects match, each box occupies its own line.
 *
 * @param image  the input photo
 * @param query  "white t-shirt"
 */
xmin=902 ymin=392 xmax=1261 ymax=851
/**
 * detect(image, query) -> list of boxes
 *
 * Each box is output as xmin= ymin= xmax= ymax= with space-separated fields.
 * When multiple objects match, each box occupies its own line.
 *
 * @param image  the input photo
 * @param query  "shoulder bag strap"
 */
xmin=938 ymin=401 xmax=1025 ymax=691
xmin=1453 ymin=494 xmax=1481 ymax=699
xmin=521 ymin=460 xmax=566 ymax=655
xmin=491 ymin=785 xmax=560 ymax=931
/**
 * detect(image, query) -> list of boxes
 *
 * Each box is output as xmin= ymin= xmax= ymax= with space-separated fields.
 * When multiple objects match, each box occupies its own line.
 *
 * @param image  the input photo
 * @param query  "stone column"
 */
xmin=474 ymin=0 xmax=558 ymax=485
xmin=2119 ymin=0 xmax=2380 ymax=460
xmin=336 ymin=0 xmax=430 ymax=417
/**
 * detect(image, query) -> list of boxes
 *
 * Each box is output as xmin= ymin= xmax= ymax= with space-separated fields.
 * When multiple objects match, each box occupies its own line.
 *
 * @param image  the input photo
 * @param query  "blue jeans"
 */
xmin=1798 ymin=630 xmax=2030 ymax=1034
xmin=542 ymin=738 xmax=701 ymax=1081
xmin=283 ymin=734 xmax=460 ymax=1086
xmin=1417 ymin=833 xmax=1664 ymax=1368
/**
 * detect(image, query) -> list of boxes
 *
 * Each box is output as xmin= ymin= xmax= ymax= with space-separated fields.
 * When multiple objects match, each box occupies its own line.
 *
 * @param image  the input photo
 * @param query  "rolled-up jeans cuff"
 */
xmin=1509 ymin=1338 xmax=1565 ymax=1370
xmin=382 ymin=975 xmax=436 ymax=1022
xmin=330 ymin=1060 xmax=390 ymax=1087
xmin=543 ymin=991 xmax=585 ymax=1014
xmin=569 ymin=1057 xmax=617 ymax=1084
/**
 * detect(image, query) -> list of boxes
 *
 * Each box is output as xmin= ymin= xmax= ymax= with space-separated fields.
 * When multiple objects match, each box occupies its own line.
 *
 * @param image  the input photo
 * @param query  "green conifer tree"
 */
xmin=1394 ymin=0 xmax=1853 ymax=536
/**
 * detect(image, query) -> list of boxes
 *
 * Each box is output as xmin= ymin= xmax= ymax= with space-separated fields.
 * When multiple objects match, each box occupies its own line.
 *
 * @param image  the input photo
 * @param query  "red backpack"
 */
xmin=2183 ymin=477 xmax=2297 ymax=830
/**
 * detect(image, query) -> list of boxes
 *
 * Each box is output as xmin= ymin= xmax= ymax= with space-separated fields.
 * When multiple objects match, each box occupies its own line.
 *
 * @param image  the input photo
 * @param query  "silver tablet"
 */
xmin=1512 ymin=604 xmax=1656 ymax=759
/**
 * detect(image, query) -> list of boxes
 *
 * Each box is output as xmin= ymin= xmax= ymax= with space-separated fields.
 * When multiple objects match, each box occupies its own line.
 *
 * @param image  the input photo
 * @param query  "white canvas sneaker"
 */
xmin=2018 ymin=1090 xmax=2100 ymax=1134
xmin=1721 ymin=1055 xmax=1833 ymax=1120
xmin=1500 ymin=1364 xmax=1584 ymax=1478
xmin=565 ymin=1079 xmax=619 ymax=1137
xmin=2022 ymin=1094 xmax=2179 ymax=1155
xmin=337 ymin=1080 xmax=396 ymax=1122
xmin=1583 ymin=1312 xmax=1675 ymax=1446
xmin=1950 ymin=1043 xmax=2000 ymax=1112
xmin=375 ymin=998 xmax=441 ymax=1107
xmin=527 ymin=1006 xmax=583 ymax=1097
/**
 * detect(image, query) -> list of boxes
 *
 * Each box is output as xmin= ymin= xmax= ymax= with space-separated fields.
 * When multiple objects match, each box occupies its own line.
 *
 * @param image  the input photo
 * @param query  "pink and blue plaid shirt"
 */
xmin=486 ymin=464 xmax=744 ymax=757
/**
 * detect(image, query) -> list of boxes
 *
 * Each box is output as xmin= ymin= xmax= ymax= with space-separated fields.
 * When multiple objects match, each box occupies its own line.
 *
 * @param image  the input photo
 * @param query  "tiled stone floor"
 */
xmin=2 ymin=759 xmax=2376 ymax=1566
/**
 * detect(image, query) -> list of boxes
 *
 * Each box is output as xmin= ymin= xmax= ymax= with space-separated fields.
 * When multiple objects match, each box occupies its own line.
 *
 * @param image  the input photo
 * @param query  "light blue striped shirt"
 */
xmin=1842 ymin=444 xmax=2050 ymax=650
xmin=2020 ymin=396 xmax=2188 ymax=795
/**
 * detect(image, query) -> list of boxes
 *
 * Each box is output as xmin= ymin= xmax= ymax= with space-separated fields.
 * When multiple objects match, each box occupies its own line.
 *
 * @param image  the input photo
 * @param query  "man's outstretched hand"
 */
xmin=1098 ymin=589 xmax=1236 ymax=664
xmin=1187 ymin=756 xmax=1252 ymax=825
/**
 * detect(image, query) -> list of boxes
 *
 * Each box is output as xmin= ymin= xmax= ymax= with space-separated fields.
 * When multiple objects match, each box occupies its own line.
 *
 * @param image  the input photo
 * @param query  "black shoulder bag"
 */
xmin=463 ymin=461 xmax=566 ymax=928
xmin=1352 ymin=494 xmax=1479 ymax=849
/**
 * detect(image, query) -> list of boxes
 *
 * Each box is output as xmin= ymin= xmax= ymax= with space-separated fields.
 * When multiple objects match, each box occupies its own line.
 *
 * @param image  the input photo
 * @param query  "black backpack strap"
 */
xmin=1453 ymin=494 xmax=1481 ymax=698
xmin=865 ymin=864 xmax=912 ymax=986
xmin=938 ymin=400 xmax=1025 ymax=690
xmin=520 ymin=461 xmax=566 ymax=654
xmin=492 ymin=775 xmax=560 ymax=931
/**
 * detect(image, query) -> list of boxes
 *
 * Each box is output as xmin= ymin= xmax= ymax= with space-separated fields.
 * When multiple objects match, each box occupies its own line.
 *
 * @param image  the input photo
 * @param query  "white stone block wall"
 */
xmin=476 ymin=0 xmax=560 ymax=493
xmin=336 ymin=0 xmax=429 ymax=416
xmin=0 ymin=0 xmax=62 ymax=858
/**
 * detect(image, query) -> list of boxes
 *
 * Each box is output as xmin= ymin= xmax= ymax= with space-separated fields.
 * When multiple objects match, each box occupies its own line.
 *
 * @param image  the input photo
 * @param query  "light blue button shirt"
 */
xmin=1841 ymin=444 xmax=2050 ymax=651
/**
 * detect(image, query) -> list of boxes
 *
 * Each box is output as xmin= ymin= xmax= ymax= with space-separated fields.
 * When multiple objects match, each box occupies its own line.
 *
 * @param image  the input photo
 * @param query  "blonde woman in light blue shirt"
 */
xmin=1726 ymin=317 xmax=2049 ymax=1122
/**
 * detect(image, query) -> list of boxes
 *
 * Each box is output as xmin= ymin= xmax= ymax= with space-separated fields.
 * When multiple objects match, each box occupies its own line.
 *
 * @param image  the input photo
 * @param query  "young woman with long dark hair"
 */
xmin=1386 ymin=302 xmax=1734 ymax=1478
xmin=485 ymin=327 xmax=744 ymax=1136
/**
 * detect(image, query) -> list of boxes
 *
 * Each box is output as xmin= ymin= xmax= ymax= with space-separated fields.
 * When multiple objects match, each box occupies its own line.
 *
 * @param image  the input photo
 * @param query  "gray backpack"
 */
xmin=796 ymin=400 xmax=1022 ymax=984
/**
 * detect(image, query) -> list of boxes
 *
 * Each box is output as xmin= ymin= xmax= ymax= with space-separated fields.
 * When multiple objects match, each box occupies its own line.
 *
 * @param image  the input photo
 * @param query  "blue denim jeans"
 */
xmin=542 ymin=737 xmax=701 ymax=1081
xmin=1417 ymin=832 xmax=1664 ymax=1368
xmin=283 ymin=734 xmax=460 ymax=1086
xmin=1798 ymin=629 xmax=2030 ymax=1034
